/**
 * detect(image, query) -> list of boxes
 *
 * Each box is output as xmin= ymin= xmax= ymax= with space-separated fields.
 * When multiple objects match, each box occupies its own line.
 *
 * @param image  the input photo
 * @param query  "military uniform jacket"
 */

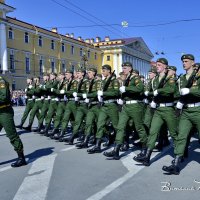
xmin=25 ymin=84 xmax=35 ymax=99
xmin=85 ymin=79 xmax=100 ymax=101
xmin=123 ymin=75 xmax=144 ymax=101
xmin=0 ymin=76 xmax=11 ymax=106
xmin=32 ymin=84 xmax=43 ymax=99
xmin=178 ymin=73 xmax=200 ymax=104
xmin=45 ymin=80 xmax=59 ymax=98
xmin=151 ymin=75 xmax=177 ymax=103
xmin=100 ymin=76 xmax=119 ymax=101
xmin=40 ymin=81 xmax=51 ymax=98
xmin=76 ymin=78 xmax=88 ymax=99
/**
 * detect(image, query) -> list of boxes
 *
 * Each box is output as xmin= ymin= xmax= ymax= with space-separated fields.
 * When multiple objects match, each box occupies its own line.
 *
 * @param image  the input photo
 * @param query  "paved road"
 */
xmin=0 ymin=106 xmax=200 ymax=200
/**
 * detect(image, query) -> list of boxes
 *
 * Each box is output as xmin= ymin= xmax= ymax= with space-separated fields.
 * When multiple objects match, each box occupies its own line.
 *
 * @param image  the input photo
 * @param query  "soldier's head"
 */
xmin=50 ymin=72 xmax=57 ymax=80
xmin=119 ymin=71 xmax=126 ymax=81
xmin=148 ymin=67 xmax=157 ymax=79
xmin=101 ymin=64 xmax=111 ymax=78
xmin=139 ymin=75 xmax=145 ymax=83
xmin=132 ymin=69 xmax=139 ymax=77
xmin=156 ymin=58 xmax=168 ymax=73
xmin=27 ymin=77 xmax=33 ymax=84
xmin=65 ymin=70 xmax=73 ymax=80
xmin=87 ymin=67 xmax=97 ymax=80
xmin=96 ymin=74 xmax=102 ymax=80
xmin=43 ymin=73 xmax=50 ymax=81
xmin=76 ymin=68 xmax=85 ymax=79
xmin=34 ymin=76 xmax=40 ymax=84
xmin=58 ymin=72 xmax=65 ymax=81
xmin=167 ymin=66 xmax=177 ymax=77
xmin=122 ymin=62 xmax=133 ymax=76
xmin=181 ymin=54 xmax=195 ymax=71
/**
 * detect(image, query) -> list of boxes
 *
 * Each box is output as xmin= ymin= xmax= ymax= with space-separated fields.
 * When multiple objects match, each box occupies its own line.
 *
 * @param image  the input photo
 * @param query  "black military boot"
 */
xmin=76 ymin=135 xmax=90 ymax=149
xmin=40 ymin=125 xmax=50 ymax=136
xmin=133 ymin=148 xmax=147 ymax=160
xmin=120 ymin=142 xmax=129 ymax=152
xmin=64 ymin=134 xmax=76 ymax=145
xmin=133 ymin=148 xmax=152 ymax=166
xmin=87 ymin=139 xmax=101 ymax=154
xmin=103 ymin=132 xmax=115 ymax=147
xmin=49 ymin=128 xmax=59 ymax=139
xmin=103 ymin=144 xmax=122 ymax=160
xmin=162 ymin=156 xmax=181 ymax=175
xmin=15 ymin=123 xmax=23 ymax=129
xmin=11 ymin=151 xmax=27 ymax=168
xmin=32 ymin=123 xmax=43 ymax=133
xmin=23 ymin=124 xmax=32 ymax=132
xmin=58 ymin=130 xmax=67 ymax=142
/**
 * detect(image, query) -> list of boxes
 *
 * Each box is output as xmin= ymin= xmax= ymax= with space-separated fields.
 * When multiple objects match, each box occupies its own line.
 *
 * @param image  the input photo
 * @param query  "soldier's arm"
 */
xmin=77 ymin=80 xmax=87 ymax=98
xmin=103 ymin=79 xmax=120 ymax=97
xmin=157 ymin=78 xmax=176 ymax=96
xmin=87 ymin=80 xmax=98 ymax=98
xmin=125 ymin=78 xmax=144 ymax=94
xmin=189 ymin=79 xmax=200 ymax=97
xmin=0 ymin=80 xmax=10 ymax=103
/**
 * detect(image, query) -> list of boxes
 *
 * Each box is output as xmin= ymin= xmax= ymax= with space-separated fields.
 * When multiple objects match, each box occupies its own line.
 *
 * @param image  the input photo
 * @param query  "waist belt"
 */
xmin=0 ymin=104 xmax=10 ymax=109
xmin=35 ymin=98 xmax=42 ymax=101
xmin=60 ymin=99 xmax=66 ymax=102
xmin=45 ymin=98 xmax=49 ymax=100
xmin=90 ymin=101 xmax=98 ymax=105
xmin=52 ymin=98 xmax=59 ymax=101
xmin=79 ymin=100 xmax=85 ymax=103
xmin=27 ymin=99 xmax=33 ymax=101
xmin=69 ymin=98 xmax=75 ymax=101
xmin=126 ymin=100 xmax=141 ymax=104
xmin=186 ymin=102 xmax=200 ymax=107
xmin=104 ymin=99 xmax=115 ymax=104
xmin=159 ymin=103 xmax=174 ymax=107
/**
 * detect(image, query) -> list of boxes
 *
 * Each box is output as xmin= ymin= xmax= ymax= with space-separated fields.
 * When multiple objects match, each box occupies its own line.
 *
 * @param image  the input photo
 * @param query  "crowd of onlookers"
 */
xmin=11 ymin=90 xmax=26 ymax=106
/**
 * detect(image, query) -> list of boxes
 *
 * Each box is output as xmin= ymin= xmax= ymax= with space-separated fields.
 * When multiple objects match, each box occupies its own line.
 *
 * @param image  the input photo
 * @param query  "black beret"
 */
xmin=50 ymin=72 xmax=57 ymax=76
xmin=181 ymin=54 xmax=195 ymax=61
xmin=76 ymin=68 xmax=86 ymax=73
xmin=148 ymin=68 xmax=157 ymax=73
xmin=156 ymin=58 xmax=168 ymax=65
xmin=168 ymin=66 xmax=177 ymax=71
xmin=102 ymin=64 xmax=111 ymax=71
xmin=122 ymin=62 xmax=132 ymax=67
xmin=65 ymin=69 xmax=73 ymax=74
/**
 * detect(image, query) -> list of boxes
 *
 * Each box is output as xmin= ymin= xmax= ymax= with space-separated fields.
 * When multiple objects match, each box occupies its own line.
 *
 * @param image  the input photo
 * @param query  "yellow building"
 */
xmin=0 ymin=0 xmax=153 ymax=89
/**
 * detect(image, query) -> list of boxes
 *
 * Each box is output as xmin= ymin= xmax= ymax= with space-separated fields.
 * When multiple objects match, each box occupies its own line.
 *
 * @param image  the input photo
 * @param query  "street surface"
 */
xmin=0 ymin=106 xmax=200 ymax=200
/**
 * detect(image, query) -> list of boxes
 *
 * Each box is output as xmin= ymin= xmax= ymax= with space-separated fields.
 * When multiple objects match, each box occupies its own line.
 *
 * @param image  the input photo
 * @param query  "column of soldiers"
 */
xmin=15 ymin=54 xmax=200 ymax=174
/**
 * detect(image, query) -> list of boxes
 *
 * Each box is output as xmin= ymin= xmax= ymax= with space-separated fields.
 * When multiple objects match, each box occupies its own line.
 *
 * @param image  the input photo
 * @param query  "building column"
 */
xmin=113 ymin=53 xmax=118 ymax=75
xmin=0 ymin=17 xmax=8 ymax=71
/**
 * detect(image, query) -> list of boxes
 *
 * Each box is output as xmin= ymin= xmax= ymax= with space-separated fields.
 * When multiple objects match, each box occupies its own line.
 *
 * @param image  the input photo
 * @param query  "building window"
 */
xmin=95 ymin=52 xmax=97 ymax=60
xmin=71 ymin=45 xmax=74 ymax=55
xmin=51 ymin=40 xmax=55 ymax=50
xmin=39 ymin=57 xmax=44 ymax=75
xmin=61 ymin=43 xmax=65 ymax=52
xmin=38 ymin=36 xmax=43 ymax=47
xmin=10 ymin=50 xmax=15 ymax=72
xmin=25 ymin=54 xmax=30 ymax=74
xmin=62 ymin=61 xmax=66 ymax=72
xmin=88 ymin=50 xmax=90 ymax=58
xmin=8 ymin=28 xmax=14 ymax=39
xmin=24 ymin=32 xmax=29 ymax=43
xmin=51 ymin=59 xmax=55 ymax=72
xmin=80 ymin=48 xmax=83 ymax=56
xmin=107 ymin=55 xmax=110 ymax=61
xmin=71 ymin=65 xmax=75 ymax=72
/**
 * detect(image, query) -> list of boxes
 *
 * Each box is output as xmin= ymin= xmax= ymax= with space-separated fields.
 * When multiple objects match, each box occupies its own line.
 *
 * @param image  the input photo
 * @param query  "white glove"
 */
xmin=153 ymin=90 xmax=158 ymax=96
xmin=84 ymin=98 xmax=90 ymax=103
xmin=144 ymin=99 xmax=149 ymax=104
xmin=75 ymin=97 xmax=79 ymax=101
xmin=43 ymin=85 xmax=46 ymax=89
xmin=97 ymin=90 xmax=103 ymax=96
xmin=117 ymin=99 xmax=124 ymax=105
xmin=60 ymin=89 xmax=65 ymax=94
xmin=25 ymin=95 xmax=27 ymax=99
xmin=55 ymin=98 xmax=59 ymax=102
xmin=82 ymin=93 xmax=87 ymax=99
xmin=180 ymin=88 xmax=190 ymax=96
xmin=150 ymin=101 xmax=157 ymax=108
xmin=64 ymin=95 xmax=68 ymax=101
xmin=32 ymin=95 xmax=35 ymax=99
xmin=144 ymin=91 xmax=149 ymax=96
xmin=119 ymin=86 xmax=126 ymax=93
xmin=98 ymin=95 xmax=103 ymax=102
xmin=51 ymin=88 xmax=54 ymax=92
xmin=48 ymin=95 xmax=51 ymax=100
xmin=176 ymin=101 xmax=184 ymax=109
xmin=25 ymin=88 xmax=27 ymax=92
xmin=28 ymin=85 xmax=33 ymax=89
xmin=41 ymin=96 xmax=44 ymax=100
xmin=73 ymin=92 xmax=77 ymax=97
xmin=39 ymin=85 xmax=43 ymax=88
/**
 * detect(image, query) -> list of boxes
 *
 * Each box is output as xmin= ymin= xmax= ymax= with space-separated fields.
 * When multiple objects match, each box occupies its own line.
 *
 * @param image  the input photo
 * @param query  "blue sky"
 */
xmin=6 ymin=0 xmax=200 ymax=74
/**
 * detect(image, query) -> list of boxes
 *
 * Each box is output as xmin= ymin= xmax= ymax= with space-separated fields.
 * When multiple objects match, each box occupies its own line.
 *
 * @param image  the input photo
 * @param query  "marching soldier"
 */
xmin=0 ymin=74 xmax=26 ymax=167
xmin=134 ymin=58 xmax=178 ymax=166
xmin=15 ymin=77 xmax=35 ymax=129
xmin=40 ymin=72 xmax=58 ymax=135
xmin=59 ymin=68 xmax=86 ymax=141
xmin=163 ymin=55 xmax=200 ymax=175
xmin=87 ymin=64 xmax=120 ymax=154
xmin=23 ymin=76 xmax=43 ymax=131
xmin=103 ymin=62 xmax=148 ymax=159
